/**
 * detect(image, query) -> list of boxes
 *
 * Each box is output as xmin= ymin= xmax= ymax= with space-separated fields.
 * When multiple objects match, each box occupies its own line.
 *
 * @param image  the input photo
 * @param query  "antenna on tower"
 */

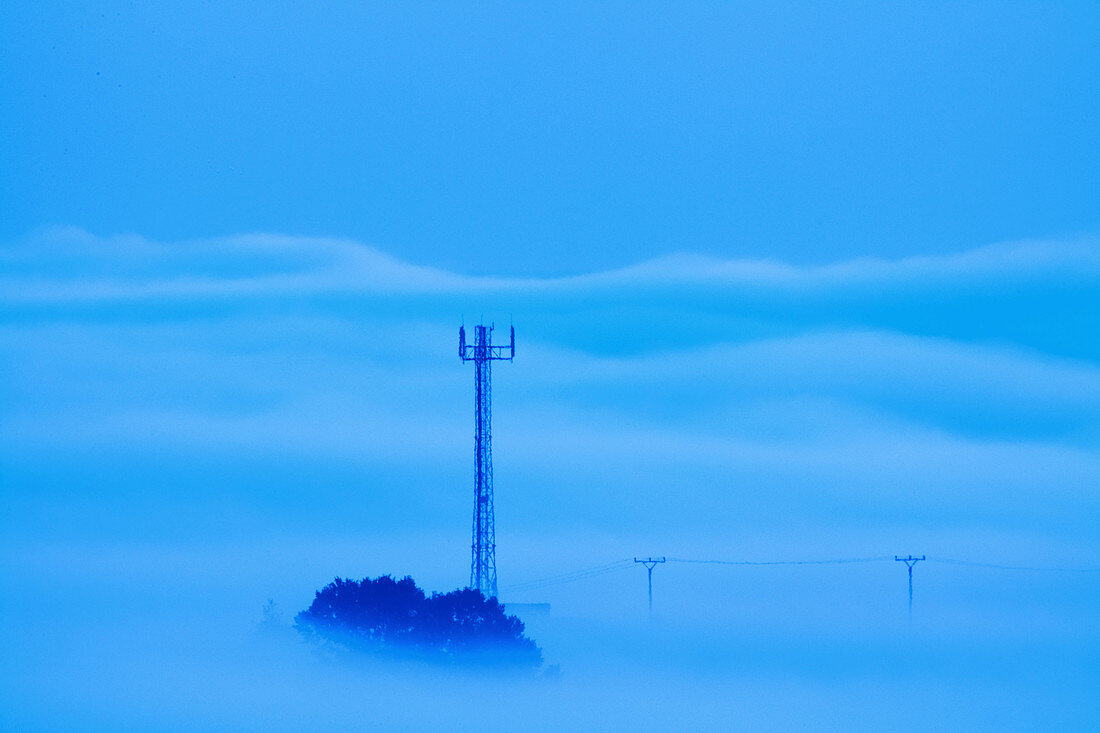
xmin=459 ymin=322 xmax=515 ymax=598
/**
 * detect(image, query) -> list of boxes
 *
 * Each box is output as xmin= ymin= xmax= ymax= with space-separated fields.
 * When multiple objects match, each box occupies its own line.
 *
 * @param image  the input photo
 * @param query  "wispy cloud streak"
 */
xmin=2 ymin=227 xmax=1099 ymax=301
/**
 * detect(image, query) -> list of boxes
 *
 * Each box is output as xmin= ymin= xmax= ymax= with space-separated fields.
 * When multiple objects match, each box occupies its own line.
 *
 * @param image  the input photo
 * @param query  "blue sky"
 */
xmin=2 ymin=3 xmax=1099 ymax=731
xmin=3 ymin=2 xmax=1099 ymax=273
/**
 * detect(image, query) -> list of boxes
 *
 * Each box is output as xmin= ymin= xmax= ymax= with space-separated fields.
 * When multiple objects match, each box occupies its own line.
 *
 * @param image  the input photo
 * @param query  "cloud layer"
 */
xmin=3 ymin=228 xmax=1098 ymax=547
xmin=5 ymin=226 xmax=1100 ymax=298
xmin=2 ymin=228 xmax=1098 ymax=732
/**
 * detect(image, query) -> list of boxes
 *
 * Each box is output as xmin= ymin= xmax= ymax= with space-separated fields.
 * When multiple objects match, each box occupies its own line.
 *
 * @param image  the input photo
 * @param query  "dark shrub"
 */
xmin=295 ymin=575 xmax=542 ymax=669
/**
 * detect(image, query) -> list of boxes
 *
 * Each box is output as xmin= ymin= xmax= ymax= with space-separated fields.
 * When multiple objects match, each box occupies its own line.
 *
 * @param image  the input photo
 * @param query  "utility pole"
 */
xmin=894 ymin=555 xmax=925 ymax=617
xmin=634 ymin=557 xmax=666 ymax=616
xmin=459 ymin=323 xmax=515 ymax=599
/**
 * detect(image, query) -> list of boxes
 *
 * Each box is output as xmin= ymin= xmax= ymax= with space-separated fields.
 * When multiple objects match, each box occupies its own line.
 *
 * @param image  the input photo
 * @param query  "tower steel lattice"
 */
xmin=459 ymin=323 xmax=515 ymax=598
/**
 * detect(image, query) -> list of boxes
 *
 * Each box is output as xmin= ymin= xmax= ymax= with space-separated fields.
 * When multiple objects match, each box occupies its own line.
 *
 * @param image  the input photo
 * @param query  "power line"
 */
xmin=930 ymin=558 xmax=1100 ymax=573
xmin=503 ymin=560 xmax=632 ymax=591
xmin=506 ymin=559 xmax=632 ymax=586
xmin=502 ymin=559 xmax=633 ymax=592
xmin=667 ymin=556 xmax=892 ymax=566
xmin=498 ymin=553 xmax=1098 ymax=605
xmin=503 ymin=567 xmax=631 ymax=593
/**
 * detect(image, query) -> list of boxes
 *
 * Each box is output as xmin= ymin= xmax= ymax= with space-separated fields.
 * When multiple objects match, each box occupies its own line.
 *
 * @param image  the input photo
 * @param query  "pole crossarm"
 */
xmin=895 ymin=555 xmax=926 ymax=617
xmin=635 ymin=557 xmax=667 ymax=570
xmin=634 ymin=557 xmax=666 ymax=616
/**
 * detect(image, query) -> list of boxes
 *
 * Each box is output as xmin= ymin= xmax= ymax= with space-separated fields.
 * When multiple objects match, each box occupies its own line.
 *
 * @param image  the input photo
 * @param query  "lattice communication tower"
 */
xmin=458 ymin=323 xmax=515 ymax=598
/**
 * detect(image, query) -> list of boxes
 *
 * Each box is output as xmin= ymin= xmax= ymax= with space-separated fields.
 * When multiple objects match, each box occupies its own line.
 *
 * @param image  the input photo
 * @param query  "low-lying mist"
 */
xmin=2 ymin=537 xmax=1096 ymax=732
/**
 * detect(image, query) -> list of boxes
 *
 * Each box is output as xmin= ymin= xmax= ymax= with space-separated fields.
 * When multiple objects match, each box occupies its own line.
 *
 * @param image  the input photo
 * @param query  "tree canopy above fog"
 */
xmin=295 ymin=575 xmax=542 ymax=669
